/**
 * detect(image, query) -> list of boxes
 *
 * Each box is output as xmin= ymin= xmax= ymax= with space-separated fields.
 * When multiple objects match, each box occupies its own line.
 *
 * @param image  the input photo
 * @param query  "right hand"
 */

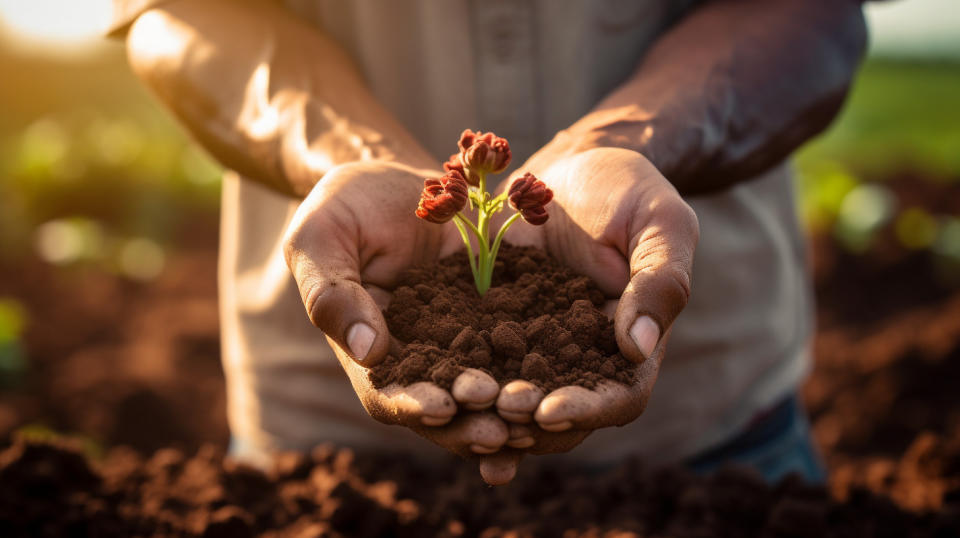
xmin=483 ymin=147 xmax=699 ymax=480
xmin=282 ymin=161 xmax=513 ymax=465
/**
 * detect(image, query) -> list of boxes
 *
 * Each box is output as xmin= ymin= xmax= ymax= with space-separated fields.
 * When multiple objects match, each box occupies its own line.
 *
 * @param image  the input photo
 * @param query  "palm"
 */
xmin=294 ymin=162 xmax=462 ymax=293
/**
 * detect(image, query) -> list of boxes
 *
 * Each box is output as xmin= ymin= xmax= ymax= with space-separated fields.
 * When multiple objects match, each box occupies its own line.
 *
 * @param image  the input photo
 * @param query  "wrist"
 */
xmin=284 ymin=139 xmax=440 ymax=198
xmin=520 ymin=115 xmax=658 ymax=185
xmin=562 ymin=106 xmax=658 ymax=161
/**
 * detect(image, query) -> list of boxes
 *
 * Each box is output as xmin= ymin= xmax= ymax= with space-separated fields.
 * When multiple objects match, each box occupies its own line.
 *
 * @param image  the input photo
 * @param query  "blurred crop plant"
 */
xmin=792 ymin=58 xmax=960 ymax=284
xmin=0 ymin=298 xmax=28 ymax=389
xmin=31 ymin=217 xmax=168 ymax=282
xmin=0 ymin=110 xmax=223 ymax=263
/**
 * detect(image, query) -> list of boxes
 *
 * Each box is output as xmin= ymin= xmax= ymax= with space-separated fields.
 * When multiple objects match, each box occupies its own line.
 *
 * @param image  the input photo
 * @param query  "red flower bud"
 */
xmin=458 ymin=129 xmax=511 ymax=176
xmin=508 ymin=173 xmax=553 ymax=225
xmin=416 ymin=170 xmax=469 ymax=224
xmin=443 ymin=153 xmax=479 ymax=187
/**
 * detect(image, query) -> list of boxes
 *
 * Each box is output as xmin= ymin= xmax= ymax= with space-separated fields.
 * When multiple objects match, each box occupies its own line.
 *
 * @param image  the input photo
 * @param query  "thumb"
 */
xmin=615 ymin=195 xmax=699 ymax=363
xmin=284 ymin=239 xmax=390 ymax=368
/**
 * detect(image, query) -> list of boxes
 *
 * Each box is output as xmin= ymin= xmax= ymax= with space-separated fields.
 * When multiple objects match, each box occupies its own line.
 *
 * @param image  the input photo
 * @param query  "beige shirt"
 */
xmin=116 ymin=0 xmax=814 ymax=465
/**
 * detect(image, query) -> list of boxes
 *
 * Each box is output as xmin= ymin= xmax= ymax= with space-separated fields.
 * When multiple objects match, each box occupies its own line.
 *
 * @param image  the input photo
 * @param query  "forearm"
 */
xmin=563 ymin=0 xmax=867 ymax=195
xmin=125 ymin=0 xmax=436 ymax=197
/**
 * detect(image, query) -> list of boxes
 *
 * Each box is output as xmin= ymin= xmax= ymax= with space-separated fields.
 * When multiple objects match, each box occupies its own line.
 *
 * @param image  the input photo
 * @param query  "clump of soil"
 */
xmin=2 ymin=436 xmax=958 ymax=538
xmin=0 ymin=436 xmax=422 ymax=538
xmin=369 ymin=244 xmax=635 ymax=392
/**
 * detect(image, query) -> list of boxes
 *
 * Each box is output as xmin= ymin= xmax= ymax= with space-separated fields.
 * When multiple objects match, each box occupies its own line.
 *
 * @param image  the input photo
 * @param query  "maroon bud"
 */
xmin=443 ymin=153 xmax=479 ymax=187
xmin=457 ymin=130 xmax=478 ymax=153
xmin=416 ymin=170 xmax=469 ymax=224
xmin=508 ymin=173 xmax=553 ymax=225
xmin=458 ymin=129 xmax=511 ymax=176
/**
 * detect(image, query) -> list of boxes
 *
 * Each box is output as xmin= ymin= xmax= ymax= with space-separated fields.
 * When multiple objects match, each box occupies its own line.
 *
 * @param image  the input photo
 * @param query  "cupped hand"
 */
xmin=492 ymin=146 xmax=700 ymax=466
xmin=282 ymin=161 xmax=511 ymax=464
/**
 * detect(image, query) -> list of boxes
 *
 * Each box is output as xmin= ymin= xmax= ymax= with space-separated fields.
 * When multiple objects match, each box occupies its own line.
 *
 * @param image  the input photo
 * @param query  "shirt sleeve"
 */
xmin=105 ymin=0 xmax=177 ymax=38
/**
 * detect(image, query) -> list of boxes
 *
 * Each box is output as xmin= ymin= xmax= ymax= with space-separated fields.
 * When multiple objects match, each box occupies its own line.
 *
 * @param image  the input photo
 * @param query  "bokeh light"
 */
xmin=118 ymin=237 xmax=165 ymax=281
xmin=34 ymin=218 xmax=104 ymax=264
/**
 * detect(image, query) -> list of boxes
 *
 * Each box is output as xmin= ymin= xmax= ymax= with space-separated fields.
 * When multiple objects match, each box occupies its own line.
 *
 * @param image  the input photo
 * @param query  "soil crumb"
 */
xmin=370 ymin=244 xmax=635 ymax=391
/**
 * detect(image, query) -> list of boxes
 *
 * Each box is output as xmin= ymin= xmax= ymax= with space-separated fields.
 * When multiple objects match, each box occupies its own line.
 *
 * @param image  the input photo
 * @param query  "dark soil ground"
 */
xmin=2 ymin=435 xmax=958 ymax=538
xmin=371 ymin=244 xmax=634 ymax=392
xmin=1 ymin=173 xmax=960 ymax=534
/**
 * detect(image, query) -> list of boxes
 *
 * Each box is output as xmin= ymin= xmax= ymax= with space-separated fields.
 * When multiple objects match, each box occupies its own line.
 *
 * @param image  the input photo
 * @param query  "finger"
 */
xmin=615 ymin=194 xmax=698 ymax=363
xmin=365 ymin=285 xmax=393 ymax=311
xmin=371 ymin=382 xmax=457 ymax=427
xmin=451 ymin=368 xmax=499 ymax=411
xmin=506 ymin=423 xmax=535 ymax=448
xmin=602 ymin=299 xmax=618 ymax=319
xmin=496 ymin=380 xmax=544 ymax=424
xmin=479 ymin=451 xmax=522 ymax=486
xmin=417 ymin=412 xmax=509 ymax=456
xmin=534 ymin=381 xmax=645 ymax=432
xmin=525 ymin=430 xmax=591 ymax=455
xmin=285 ymin=240 xmax=391 ymax=367
xmin=461 ymin=413 xmax=510 ymax=454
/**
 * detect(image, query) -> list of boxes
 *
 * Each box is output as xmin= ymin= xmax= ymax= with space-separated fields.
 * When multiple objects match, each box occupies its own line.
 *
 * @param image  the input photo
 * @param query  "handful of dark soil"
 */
xmin=370 ymin=244 xmax=636 ymax=392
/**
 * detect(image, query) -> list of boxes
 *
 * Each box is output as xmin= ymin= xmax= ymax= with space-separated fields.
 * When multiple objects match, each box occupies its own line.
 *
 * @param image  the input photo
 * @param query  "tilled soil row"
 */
xmin=2 ymin=436 xmax=958 ymax=538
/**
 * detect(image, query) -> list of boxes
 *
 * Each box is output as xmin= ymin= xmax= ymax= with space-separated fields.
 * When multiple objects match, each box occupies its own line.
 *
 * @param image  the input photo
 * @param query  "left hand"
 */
xmin=482 ymin=146 xmax=699 ymax=481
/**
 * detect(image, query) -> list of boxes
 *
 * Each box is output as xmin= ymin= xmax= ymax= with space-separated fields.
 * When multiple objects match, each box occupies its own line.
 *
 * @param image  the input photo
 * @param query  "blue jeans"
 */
xmin=686 ymin=395 xmax=827 ymax=484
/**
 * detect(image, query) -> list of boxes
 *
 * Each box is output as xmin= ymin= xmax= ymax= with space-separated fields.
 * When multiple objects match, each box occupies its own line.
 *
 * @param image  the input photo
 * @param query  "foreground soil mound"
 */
xmin=371 ymin=244 xmax=635 ymax=392
xmin=2 ymin=437 xmax=957 ymax=538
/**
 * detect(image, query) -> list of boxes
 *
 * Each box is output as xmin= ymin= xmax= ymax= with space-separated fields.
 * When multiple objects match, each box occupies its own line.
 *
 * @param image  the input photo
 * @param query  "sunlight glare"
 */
xmin=0 ymin=0 xmax=113 ymax=47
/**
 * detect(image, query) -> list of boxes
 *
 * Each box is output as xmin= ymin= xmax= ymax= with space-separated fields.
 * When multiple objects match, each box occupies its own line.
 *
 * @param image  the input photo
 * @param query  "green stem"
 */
xmin=455 ymin=167 xmax=519 ymax=295
xmin=477 ymin=212 xmax=521 ymax=294
xmin=489 ymin=212 xmax=520 ymax=269
xmin=453 ymin=217 xmax=481 ymax=290
xmin=455 ymin=212 xmax=486 ymax=250
xmin=477 ymin=172 xmax=489 ymax=249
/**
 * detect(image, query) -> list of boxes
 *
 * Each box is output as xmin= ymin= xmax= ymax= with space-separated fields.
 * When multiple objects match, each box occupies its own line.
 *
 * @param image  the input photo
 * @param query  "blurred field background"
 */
xmin=1 ymin=0 xmax=959 ymax=511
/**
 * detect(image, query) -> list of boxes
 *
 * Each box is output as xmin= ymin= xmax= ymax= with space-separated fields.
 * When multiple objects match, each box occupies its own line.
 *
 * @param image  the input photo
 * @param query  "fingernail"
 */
xmin=507 ymin=437 xmax=535 ymax=449
xmin=629 ymin=315 xmax=660 ymax=360
xmin=470 ymin=444 xmax=499 ymax=455
xmin=421 ymin=415 xmax=451 ymax=427
xmin=539 ymin=420 xmax=572 ymax=432
xmin=346 ymin=322 xmax=376 ymax=361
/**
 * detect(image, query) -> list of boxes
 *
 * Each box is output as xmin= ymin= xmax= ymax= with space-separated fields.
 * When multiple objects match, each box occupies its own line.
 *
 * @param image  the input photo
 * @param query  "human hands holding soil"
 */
xmin=282 ymin=161 xmax=516 ymax=465
xmin=283 ymin=133 xmax=698 ymax=486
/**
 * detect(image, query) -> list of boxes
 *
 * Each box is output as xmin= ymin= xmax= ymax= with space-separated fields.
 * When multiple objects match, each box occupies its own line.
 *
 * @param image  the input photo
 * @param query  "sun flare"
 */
xmin=0 ymin=0 xmax=113 ymax=47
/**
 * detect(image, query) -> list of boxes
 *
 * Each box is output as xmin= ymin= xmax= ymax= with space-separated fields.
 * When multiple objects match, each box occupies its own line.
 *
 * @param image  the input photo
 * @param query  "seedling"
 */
xmin=416 ymin=130 xmax=553 ymax=295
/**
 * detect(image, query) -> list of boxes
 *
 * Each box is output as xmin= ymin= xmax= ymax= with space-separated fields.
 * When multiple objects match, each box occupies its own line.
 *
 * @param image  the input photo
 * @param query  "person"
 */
xmin=108 ymin=0 xmax=867 ymax=485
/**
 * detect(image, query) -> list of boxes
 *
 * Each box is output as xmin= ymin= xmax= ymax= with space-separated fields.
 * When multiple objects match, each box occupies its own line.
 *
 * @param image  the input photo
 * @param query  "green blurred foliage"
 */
xmin=0 ymin=44 xmax=222 ymax=270
xmin=0 ymin=297 xmax=27 ymax=388
xmin=797 ymin=59 xmax=960 ymax=180
xmin=795 ymin=59 xmax=960 ymax=265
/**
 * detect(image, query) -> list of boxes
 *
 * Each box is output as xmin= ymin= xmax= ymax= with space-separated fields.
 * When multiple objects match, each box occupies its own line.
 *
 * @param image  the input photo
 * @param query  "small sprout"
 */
xmin=416 ymin=130 xmax=552 ymax=295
